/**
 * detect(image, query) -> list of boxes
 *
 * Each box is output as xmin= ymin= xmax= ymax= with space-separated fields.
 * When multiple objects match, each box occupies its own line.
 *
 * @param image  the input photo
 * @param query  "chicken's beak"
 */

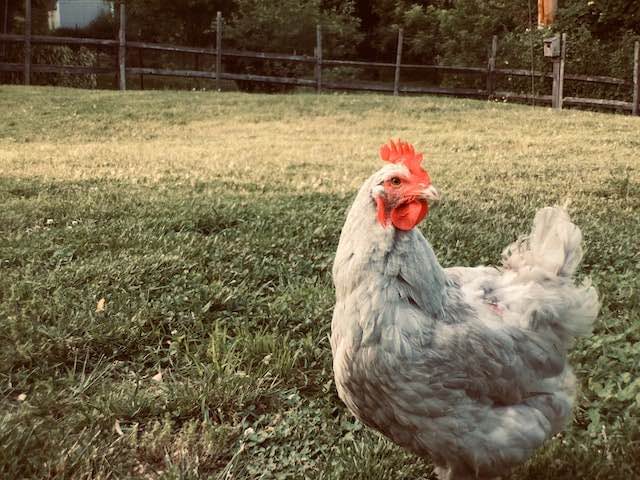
xmin=421 ymin=185 xmax=440 ymax=205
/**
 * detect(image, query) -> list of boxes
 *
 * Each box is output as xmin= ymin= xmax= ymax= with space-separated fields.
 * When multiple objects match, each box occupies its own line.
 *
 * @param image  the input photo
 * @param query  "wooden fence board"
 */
xmin=0 ymin=63 xmax=112 ymax=74
xmin=323 ymin=80 xmax=394 ymax=92
xmin=0 ymin=33 xmax=118 ymax=47
xmin=401 ymin=85 xmax=487 ymax=97
xmin=0 ymin=35 xmax=627 ymax=88
xmin=324 ymin=58 xmax=487 ymax=74
xmin=496 ymin=67 xmax=548 ymax=78
xmin=0 ymin=62 xmax=24 ymax=72
xmin=563 ymin=96 xmax=632 ymax=110
xmin=222 ymin=72 xmax=315 ymax=86
xmin=322 ymin=59 xmax=396 ymax=68
xmin=35 ymin=64 xmax=113 ymax=75
xmin=127 ymin=67 xmax=215 ymax=79
xmin=403 ymin=63 xmax=487 ymax=74
xmin=223 ymin=48 xmax=315 ymax=63
xmin=125 ymin=42 xmax=316 ymax=63
xmin=0 ymin=19 xmax=636 ymax=114
xmin=496 ymin=66 xmax=627 ymax=86
xmin=0 ymin=33 xmax=23 ymax=42
xmin=126 ymin=68 xmax=316 ymax=86
xmin=128 ymin=40 xmax=212 ymax=55
xmin=565 ymin=72 xmax=626 ymax=86
xmin=494 ymin=90 xmax=553 ymax=104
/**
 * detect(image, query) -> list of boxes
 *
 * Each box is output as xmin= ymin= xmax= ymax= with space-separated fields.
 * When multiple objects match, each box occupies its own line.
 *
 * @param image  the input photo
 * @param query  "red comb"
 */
xmin=379 ymin=139 xmax=426 ymax=177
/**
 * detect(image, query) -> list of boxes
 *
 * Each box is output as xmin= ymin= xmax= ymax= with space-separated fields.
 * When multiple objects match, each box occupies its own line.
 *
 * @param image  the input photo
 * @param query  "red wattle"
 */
xmin=391 ymin=200 xmax=428 ymax=231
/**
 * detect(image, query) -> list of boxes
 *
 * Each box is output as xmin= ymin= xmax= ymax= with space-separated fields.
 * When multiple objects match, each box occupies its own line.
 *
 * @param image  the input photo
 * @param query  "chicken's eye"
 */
xmin=389 ymin=177 xmax=402 ymax=187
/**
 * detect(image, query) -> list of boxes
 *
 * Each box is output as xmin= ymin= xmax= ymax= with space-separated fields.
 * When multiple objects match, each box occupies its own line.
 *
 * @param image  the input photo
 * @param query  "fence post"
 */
xmin=558 ymin=32 xmax=566 ymax=109
xmin=136 ymin=28 xmax=144 ymax=90
xmin=551 ymin=33 xmax=565 ymax=109
xmin=138 ymin=47 xmax=144 ymax=90
xmin=24 ymin=0 xmax=31 ymax=86
xmin=118 ymin=0 xmax=126 ymax=90
xmin=315 ymin=24 xmax=322 ymax=93
xmin=393 ymin=28 xmax=403 ymax=96
xmin=216 ymin=11 xmax=222 ymax=91
xmin=486 ymin=35 xmax=497 ymax=99
xmin=551 ymin=62 xmax=559 ymax=108
xmin=633 ymin=41 xmax=639 ymax=116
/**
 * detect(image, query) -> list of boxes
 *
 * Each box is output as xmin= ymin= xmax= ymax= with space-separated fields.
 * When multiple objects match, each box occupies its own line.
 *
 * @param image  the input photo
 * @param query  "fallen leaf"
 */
xmin=96 ymin=298 xmax=106 ymax=313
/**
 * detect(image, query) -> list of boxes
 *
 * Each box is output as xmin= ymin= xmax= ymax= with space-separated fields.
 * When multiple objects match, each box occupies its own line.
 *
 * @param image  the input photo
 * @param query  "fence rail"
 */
xmin=1 ymin=1 xmax=639 ymax=115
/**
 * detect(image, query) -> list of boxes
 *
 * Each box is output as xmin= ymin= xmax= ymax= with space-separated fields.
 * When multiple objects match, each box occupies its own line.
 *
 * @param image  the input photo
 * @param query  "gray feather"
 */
xmin=331 ymin=174 xmax=599 ymax=479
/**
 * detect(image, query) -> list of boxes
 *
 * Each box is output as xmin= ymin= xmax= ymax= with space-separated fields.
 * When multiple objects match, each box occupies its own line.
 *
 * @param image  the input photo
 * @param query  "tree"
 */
xmin=223 ymin=0 xmax=362 ymax=92
xmin=124 ymin=0 xmax=235 ymax=45
xmin=365 ymin=1 xmax=530 ymax=65
xmin=555 ymin=0 xmax=640 ymax=41
xmin=2 ymin=0 xmax=50 ymax=34
xmin=224 ymin=0 xmax=361 ymax=57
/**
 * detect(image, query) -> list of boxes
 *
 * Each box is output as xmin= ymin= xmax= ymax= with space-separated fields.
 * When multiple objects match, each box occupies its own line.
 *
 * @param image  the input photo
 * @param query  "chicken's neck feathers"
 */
xmin=334 ymin=176 xmax=447 ymax=320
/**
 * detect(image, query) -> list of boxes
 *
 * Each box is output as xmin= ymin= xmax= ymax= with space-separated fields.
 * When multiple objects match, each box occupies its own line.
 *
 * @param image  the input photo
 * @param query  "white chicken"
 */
xmin=331 ymin=140 xmax=599 ymax=479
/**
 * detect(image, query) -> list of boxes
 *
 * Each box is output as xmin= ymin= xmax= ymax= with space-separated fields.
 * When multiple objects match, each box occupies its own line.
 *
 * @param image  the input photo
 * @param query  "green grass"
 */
xmin=0 ymin=86 xmax=639 ymax=479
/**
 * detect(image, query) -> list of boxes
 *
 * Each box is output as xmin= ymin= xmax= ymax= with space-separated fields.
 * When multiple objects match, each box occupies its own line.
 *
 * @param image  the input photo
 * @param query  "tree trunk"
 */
xmin=4 ymin=0 xmax=17 ymax=33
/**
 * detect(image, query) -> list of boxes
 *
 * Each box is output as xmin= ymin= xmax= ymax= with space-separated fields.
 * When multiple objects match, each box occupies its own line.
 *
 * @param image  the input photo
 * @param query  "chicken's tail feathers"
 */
xmin=502 ymin=205 xmax=583 ymax=277
xmin=501 ymin=205 xmax=599 ymax=339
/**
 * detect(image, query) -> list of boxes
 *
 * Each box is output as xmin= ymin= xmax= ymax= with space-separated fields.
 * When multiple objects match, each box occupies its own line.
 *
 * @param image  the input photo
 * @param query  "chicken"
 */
xmin=330 ymin=140 xmax=599 ymax=479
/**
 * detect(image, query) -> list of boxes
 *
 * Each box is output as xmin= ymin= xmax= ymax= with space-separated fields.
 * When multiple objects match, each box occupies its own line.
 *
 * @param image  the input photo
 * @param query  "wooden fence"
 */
xmin=1 ymin=1 xmax=639 ymax=115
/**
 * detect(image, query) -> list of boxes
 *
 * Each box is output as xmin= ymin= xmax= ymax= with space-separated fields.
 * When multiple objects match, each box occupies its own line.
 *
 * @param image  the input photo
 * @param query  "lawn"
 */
xmin=0 ymin=86 xmax=639 ymax=479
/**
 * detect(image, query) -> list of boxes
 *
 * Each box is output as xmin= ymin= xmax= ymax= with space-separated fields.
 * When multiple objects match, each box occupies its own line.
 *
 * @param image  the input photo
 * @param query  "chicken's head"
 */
xmin=372 ymin=140 xmax=439 ymax=231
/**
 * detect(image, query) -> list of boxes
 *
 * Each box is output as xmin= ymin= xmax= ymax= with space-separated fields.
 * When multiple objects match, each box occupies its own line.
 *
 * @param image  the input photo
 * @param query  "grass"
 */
xmin=0 ymin=85 xmax=639 ymax=479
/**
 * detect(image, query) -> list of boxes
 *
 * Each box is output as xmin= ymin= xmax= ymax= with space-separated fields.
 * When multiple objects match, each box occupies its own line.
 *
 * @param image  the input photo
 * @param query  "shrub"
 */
xmin=35 ymin=46 xmax=98 ymax=89
xmin=4 ymin=45 xmax=98 ymax=89
xmin=55 ymin=11 xmax=116 ymax=40
xmin=367 ymin=0 xmax=639 ymax=99
xmin=223 ymin=0 xmax=362 ymax=92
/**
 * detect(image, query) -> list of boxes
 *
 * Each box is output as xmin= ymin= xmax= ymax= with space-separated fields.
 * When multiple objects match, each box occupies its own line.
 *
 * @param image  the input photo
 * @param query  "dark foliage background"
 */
xmin=1 ymin=0 xmax=639 ymax=96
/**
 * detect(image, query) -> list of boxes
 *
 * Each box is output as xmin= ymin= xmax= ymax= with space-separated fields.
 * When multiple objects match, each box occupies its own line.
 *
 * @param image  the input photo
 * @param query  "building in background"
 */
xmin=48 ymin=0 xmax=112 ymax=30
